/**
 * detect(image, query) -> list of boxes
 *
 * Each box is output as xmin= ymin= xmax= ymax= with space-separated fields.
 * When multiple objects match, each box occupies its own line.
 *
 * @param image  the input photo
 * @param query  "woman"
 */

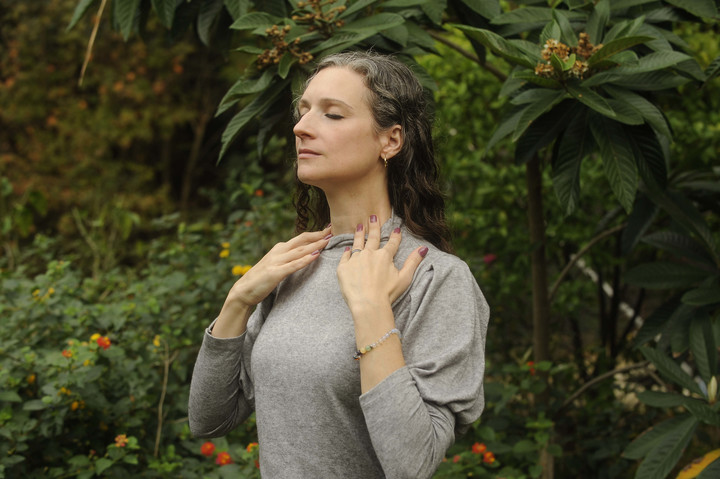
xmin=189 ymin=51 xmax=489 ymax=478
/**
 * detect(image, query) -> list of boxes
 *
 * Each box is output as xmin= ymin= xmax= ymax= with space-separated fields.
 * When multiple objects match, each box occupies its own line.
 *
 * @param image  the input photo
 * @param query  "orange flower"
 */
xmin=215 ymin=451 xmax=232 ymax=466
xmin=97 ymin=336 xmax=111 ymax=350
xmin=453 ymin=454 xmax=461 ymax=463
xmin=254 ymin=189 xmax=264 ymax=197
xmin=472 ymin=442 xmax=487 ymax=454
xmin=115 ymin=434 xmax=128 ymax=447
xmin=62 ymin=350 xmax=73 ymax=358
xmin=483 ymin=451 xmax=496 ymax=464
xmin=246 ymin=442 xmax=259 ymax=453
xmin=200 ymin=441 xmax=215 ymax=457
xmin=527 ymin=361 xmax=536 ymax=375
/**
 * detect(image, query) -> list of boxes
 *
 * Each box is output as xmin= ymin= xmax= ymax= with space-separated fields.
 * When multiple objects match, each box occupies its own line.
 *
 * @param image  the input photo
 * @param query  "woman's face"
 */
xmin=293 ymin=67 xmax=388 ymax=193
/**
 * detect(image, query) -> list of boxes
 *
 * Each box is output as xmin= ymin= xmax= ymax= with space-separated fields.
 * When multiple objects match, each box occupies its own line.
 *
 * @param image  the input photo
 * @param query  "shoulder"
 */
xmin=398 ymin=225 xmax=474 ymax=283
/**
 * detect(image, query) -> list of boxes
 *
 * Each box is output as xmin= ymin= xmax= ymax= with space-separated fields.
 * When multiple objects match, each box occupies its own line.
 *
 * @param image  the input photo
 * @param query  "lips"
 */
xmin=297 ymin=148 xmax=320 ymax=159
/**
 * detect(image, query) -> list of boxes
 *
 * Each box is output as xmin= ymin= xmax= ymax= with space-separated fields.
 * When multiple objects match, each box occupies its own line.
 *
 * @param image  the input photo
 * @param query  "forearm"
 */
xmin=351 ymin=301 xmax=406 ymax=394
xmin=211 ymin=296 xmax=253 ymax=338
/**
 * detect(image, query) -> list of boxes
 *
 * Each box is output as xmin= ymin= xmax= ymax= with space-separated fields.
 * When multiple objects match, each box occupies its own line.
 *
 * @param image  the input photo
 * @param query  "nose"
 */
xmin=293 ymin=111 xmax=314 ymax=139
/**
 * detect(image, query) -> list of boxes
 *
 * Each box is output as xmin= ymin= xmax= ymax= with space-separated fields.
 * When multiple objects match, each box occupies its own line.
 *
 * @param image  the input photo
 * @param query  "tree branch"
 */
xmin=78 ymin=0 xmax=108 ymax=87
xmin=426 ymin=30 xmax=507 ymax=82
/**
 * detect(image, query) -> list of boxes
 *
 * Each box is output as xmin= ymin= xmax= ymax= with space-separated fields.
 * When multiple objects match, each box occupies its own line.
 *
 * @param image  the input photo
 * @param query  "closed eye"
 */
xmin=325 ymin=114 xmax=343 ymax=120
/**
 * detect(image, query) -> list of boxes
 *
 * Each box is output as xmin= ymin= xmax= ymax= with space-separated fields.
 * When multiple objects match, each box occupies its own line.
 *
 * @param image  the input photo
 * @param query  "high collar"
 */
xmin=325 ymin=212 xmax=403 ymax=250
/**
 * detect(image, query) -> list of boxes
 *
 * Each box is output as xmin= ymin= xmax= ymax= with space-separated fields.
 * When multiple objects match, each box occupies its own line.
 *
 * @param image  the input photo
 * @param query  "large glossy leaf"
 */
xmin=452 ymin=25 xmax=536 ymax=68
xmin=552 ymin=109 xmax=591 ymax=215
xmin=115 ymin=0 xmax=141 ymax=40
xmin=635 ymin=414 xmax=698 ymax=479
xmin=552 ymin=9 xmax=577 ymax=46
xmin=683 ymin=399 xmax=720 ymax=427
xmin=621 ymin=193 xmax=658 ymax=255
xmin=217 ymin=70 xmax=275 ymax=116
xmin=421 ymin=0 xmax=446 ymax=25
xmin=458 ymin=0 xmax=502 ymax=20
xmin=587 ymin=36 xmax=654 ymax=66
xmin=603 ymin=86 xmax=671 ymax=139
xmin=219 ymin=79 xmax=289 ymax=160
xmin=704 ymin=54 xmax=720 ymax=84
xmin=516 ymin=101 xmax=578 ymax=165
xmin=586 ymin=0 xmax=610 ymax=44
xmin=642 ymin=231 xmax=714 ymax=265
xmin=626 ymin=123 xmax=668 ymax=190
xmin=611 ymin=70 xmax=692 ymax=91
xmin=340 ymin=0 xmax=377 ymax=18
xmin=151 ymin=0 xmax=180 ymax=28
xmin=589 ymin=116 xmax=637 ymax=212
xmin=513 ymin=71 xmax=562 ymax=88
xmin=697 ymin=457 xmax=720 ymax=478
xmin=540 ymin=20 xmax=561 ymax=46
xmin=664 ymin=0 xmax=718 ymax=18
xmin=491 ymin=6 xmax=584 ymax=25
xmin=343 ymin=12 xmax=405 ymax=31
xmin=512 ymin=89 xmax=568 ymax=141
xmin=640 ymin=346 xmax=705 ymax=395
xmin=683 ymin=285 xmax=720 ymax=306
xmin=633 ymin=297 xmax=683 ymax=347
xmin=223 ymin=0 xmax=250 ymax=20
xmin=690 ymin=315 xmax=718 ymax=382
xmin=614 ymin=51 xmax=694 ymax=75
xmin=623 ymin=414 xmax=696 ymax=460
xmin=636 ymin=390 xmax=685 ymax=408
xmin=68 ymin=0 xmax=98 ymax=31
xmin=230 ymin=12 xmax=283 ymax=30
xmin=625 ymin=262 xmax=710 ymax=289
xmin=197 ymin=0 xmax=224 ymax=46
xmin=484 ymin=105 xmax=524 ymax=153
xmin=310 ymin=31 xmax=377 ymax=55
xmin=566 ymin=85 xmax=616 ymax=119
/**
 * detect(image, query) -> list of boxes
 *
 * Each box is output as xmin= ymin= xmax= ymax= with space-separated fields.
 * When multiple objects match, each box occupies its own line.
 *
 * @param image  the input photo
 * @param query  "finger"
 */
xmin=365 ymin=214 xmax=381 ymax=250
xmin=339 ymin=245 xmax=351 ymax=265
xmin=397 ymin=246 xmax=429 ymax=288
xmin=383 ymin=226 xmax=402 ymax=257
xmin=352 ymin=222 xmax=365 ymax=252
xmin=281 ymin=233 xmax=332 ymax=262
xmin=284 ymin=225 xmax=332 ymax=249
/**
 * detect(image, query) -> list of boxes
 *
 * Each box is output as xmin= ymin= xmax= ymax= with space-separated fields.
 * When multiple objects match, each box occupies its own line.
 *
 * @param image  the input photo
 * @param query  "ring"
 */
xmin=351 ymin=248 xmax=362 ymax=255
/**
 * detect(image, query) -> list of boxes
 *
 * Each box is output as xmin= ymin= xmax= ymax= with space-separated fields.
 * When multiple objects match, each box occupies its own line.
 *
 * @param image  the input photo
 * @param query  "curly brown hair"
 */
xmin=293 ymin=51 xmax=452 ymax=253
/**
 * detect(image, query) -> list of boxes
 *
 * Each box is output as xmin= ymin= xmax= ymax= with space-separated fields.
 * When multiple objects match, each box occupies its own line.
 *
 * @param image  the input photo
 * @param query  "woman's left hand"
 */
xmin=337 ymin=216 xmax=428 ymax=309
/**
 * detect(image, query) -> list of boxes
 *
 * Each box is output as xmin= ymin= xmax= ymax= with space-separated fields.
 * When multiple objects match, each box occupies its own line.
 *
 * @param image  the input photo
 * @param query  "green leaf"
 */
xmin=625 ymin=262 xmax=710 ymax=289
xmin=339 ymin=0 xmax=377 ymax=19
xmin=22 ymin=399 xmax=49 ymax=411
xmin=612 ymin=70 xmax=692 ymax=91
xmin=67 ymin=0 xmax=98 ymax=31
xmin=342 ymin=13 xmax=405 ymax=32
xmin=421 ymin=0 xmax=446 ymax=25
xmin=621 ymin=193 xmax=658 ymax=255
xmin=640 ymin=346 xmax=704 ymax=395
xmin=95 ymin=458 xmax=114 ymax=475
xmin=697 ymin=457 xmax=720 ymax=478
xmin=485 ymin=105 xmax=524 ymax=153
xmin=540 ymin=20 xmax=561 ymax=46
xmin=704 ymin=54 xmax=720 ymax=84
xmin=664 ymin=0 xmax=717 ymax=18
xmin=458 ymin=0 xmax=501 ymax=20
xmin=566 ymin=85 xmax=616 ymax=119
xmin=223 ymin=0 xmax=250 ymax=20
xmin=634 ymin=297 xmax=683 ymax=347
xmin=586 ymin=0 xmax=610 ymax=44
xmin=552 ymin=109 xmax=592 ymax=215
xmin=115 ymin=0 xmax=141 ymax=41
xmin=623 ymin=414 xmax=696 ymax=460
xmin=683 ymin=399 xmax=720 ymax=427
xmin=513 ymin=439 xmax=537 ymax=454
xmin=589 ymin=116 xmax=637 ymax=212
xmin=614 ymin=51 xmax=693 ymax=75
xmin=690 ymin=316 xmax=717 ymax=382
xmin=635 ymin=414 xmax=698 ymax=479
xmin=216 ymin=70 xmax=275 ymax=116
xmin=587 ymin=36 xmax=654 ymax=66
xmin=218 ymin=80 xmax=288 ymax=161
xmin=0 ymin=391 xmax=22 ymax=402
xmin=683 ymin=285 xmax=720 ymax=306
xmin=642 ymin=231 xmax=714 ymax=265
xmin=492 ymin=6 xmax=583 ymax=26
xmin=381 ymin=25 xmax=408 ymax=46
xmin=230 ymin=12 xmax=283 ymax=30
xmin=151 ymin=0 xmax=178 ymax=28
xmin=310 ymin=31 xmax=376 ymax=55
xmin=513 ymin=71 xmax=562 ymax=88
xmin=603 ymin=86 xmax=671 ymax=139
xmin=197 ymin=0 xmax=224 ymax=46
xmin=627 ymin=123 xmax=668 ymax=189
xmin=451 ymin=25 xmax=536 ymax=69
xmin=517 ymin=101 xmax=578 ymax=165
xmin=552 ymin=9 xmax=577 ymax=46
xmin=636 ymin=390 xmax=685 ymax=408
xmin=512 ymin=89 xmax=568 ymax=142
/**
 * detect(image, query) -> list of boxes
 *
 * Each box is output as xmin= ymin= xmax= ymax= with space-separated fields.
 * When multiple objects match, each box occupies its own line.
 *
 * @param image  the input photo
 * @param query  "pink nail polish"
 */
xmin=356 ymin=223 xmax=363 ymax=232
xmin=323 ymin=234 xmax=332 ymax=240
xmin=344 ymin=246 xmax=351 ymax=252
xmin=311 ymin=249 xmax=320 ymax=256
xmin=393 ymin=227 xmax=401 ymax=234
xmin=419 ymin=246 xmax=429 ymax=258
xmin=370 ymin=215 xmax=377 ymax=223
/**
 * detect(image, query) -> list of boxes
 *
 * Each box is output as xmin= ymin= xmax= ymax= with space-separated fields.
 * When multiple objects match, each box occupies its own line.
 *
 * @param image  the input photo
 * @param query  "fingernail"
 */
xmin=311 ymin=249 xmax=320 ymax=256
xmin=356 ymin=223 xmax=363 ymax=232
xmin=323 ymin=234 xmax=332 ymax=240
xmin=370 ymin=215 xmax=377 ymax=223
xmin=326 ymin=223 xmax=332 ymax=228
xmin=344 ymin=246 xmax=351 ymax=252
xmin=393 ymin=227 xmax=401 ymax=234
xmin=419 ymin=246 xmax=429 ymax=258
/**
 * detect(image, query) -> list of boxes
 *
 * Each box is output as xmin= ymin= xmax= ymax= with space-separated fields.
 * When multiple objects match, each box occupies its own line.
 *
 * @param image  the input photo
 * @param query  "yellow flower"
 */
xmin=27 ymin=374 xmax=36 ymax=384
xmin=232 ymin=265 xmax=252 ymax=276
xmin=219 ymin=249 xmax=230 ymax=258
xmin=153 ymin=335 xmax=161 ymax=347
xmin=83 ymin=359 xmax=92 ymax=367
xmin=90 ymin=333 xmax=101 ymax=342
xmin=47 ymin=287 xmax=55 ymax=295
xmin=677 ymin=449 xmax=720 ymax=478
xmin=32 ymin=289 xmax=40 ymax=297
xmin=221 ymin=242 xmax=230 ymax=249
xmin=71 ymin=400 xmax=80 ymax=411
xmin=58 ymin=387 xmax=71 ymax=396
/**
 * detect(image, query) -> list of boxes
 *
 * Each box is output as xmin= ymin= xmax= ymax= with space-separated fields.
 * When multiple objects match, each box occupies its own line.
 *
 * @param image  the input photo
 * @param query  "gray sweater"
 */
xmin=188 ymin=216 xmax=489 ymax=478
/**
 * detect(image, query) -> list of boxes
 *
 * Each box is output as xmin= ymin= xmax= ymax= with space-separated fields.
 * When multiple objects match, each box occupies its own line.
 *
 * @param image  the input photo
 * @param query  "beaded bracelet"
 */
xmin=353 ymin=328 xmax=402 ymax=360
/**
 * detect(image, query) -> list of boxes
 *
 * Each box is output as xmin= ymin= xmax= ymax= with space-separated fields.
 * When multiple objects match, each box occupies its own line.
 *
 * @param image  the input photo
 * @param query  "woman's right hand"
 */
xmin=211 ymin=225 xmax=332 ymax=338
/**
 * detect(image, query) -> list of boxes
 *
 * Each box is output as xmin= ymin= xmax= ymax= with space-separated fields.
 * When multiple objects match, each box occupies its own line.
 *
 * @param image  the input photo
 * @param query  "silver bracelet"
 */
xmin=353 ymin=328 xmax=401 ymax=360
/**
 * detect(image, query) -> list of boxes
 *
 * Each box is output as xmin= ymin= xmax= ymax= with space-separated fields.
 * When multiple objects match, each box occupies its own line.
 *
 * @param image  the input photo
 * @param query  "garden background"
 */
xmin=1 ymin=0 xmax=719 ymax=478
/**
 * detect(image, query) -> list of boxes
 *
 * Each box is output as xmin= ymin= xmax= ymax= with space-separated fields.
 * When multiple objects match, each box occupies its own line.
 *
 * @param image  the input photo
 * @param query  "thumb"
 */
xmin=394 ymin=246 xmax=429 ymax=297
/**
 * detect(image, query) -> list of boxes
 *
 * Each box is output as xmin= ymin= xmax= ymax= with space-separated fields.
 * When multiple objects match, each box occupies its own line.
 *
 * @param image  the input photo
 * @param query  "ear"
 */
xmin=380 ymin=124 xmax=403 ymax=160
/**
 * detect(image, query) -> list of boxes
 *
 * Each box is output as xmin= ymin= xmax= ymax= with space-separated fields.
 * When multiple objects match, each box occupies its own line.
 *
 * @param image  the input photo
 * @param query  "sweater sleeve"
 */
xmin=188 ymin=294 xmax=273 ymax=438
xmin=359 ymin=257 xmax=489 ymax=478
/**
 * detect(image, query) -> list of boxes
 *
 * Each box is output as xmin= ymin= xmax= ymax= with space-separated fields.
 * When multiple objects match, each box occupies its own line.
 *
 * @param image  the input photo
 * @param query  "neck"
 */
xmin=324 ymin=181 xmax=392 ymax=235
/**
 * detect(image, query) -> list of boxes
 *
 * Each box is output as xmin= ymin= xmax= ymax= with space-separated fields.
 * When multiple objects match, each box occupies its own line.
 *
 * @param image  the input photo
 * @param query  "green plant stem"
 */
xmin=427 ymin=30 xmax=507 ymax=82
xmin=154 ymin=344 xmax=179 ymax=458
xmin=548 ymin=223 xmax=626 ymax=302
xmin=78 ymin=0 xmax=108 ymax=87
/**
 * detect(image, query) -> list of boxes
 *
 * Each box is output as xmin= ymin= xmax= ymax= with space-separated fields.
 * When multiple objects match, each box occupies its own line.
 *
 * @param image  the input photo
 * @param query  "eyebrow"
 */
xmin=297 ymin=97 xmax=354 ymax=110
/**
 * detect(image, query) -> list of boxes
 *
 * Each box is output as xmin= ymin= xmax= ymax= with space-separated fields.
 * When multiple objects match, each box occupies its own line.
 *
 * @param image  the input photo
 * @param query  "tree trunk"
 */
xmin=525 ymin=155 xmax=553 ymax=479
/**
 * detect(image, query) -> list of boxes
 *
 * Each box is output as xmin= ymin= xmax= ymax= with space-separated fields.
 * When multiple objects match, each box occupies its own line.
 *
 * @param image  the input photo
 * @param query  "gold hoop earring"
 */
xmin=382 ymin=154 xmax=388 ymax=168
